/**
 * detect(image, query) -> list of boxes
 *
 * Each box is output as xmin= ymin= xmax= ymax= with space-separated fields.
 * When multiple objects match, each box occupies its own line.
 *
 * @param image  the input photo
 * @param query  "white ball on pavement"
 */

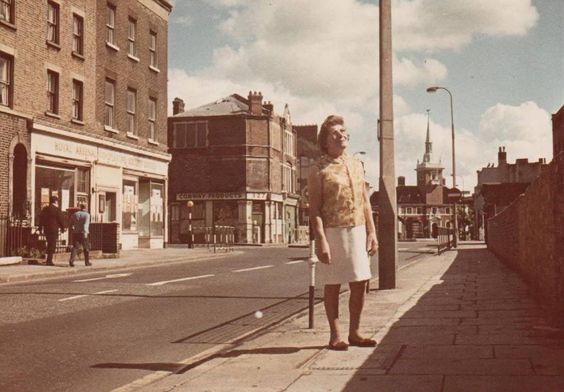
xmin=254 ymin=310 xmax=263 ymax=319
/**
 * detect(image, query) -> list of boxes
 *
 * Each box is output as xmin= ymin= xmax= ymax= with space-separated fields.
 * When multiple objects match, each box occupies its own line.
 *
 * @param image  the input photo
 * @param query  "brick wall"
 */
xmin=487 ymin=153 xmax=564 ymax=324
xmin=96 ymin=0 xmax=169 ymax=152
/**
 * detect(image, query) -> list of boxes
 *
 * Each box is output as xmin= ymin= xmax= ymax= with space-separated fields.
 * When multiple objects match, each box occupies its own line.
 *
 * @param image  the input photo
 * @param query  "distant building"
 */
xmin=168 ymin=92 xmax=299 ymax=244
xmin=553 ymin=105 xmax=564 ymax=158
xmin=294 ymin=124 xmax=320 ymax=226
xmin=0 ymin=0 xmax=172 ymax=253
xmin=371 ymin=112 xmax=456 ymax=239
xmin=473 ymin=147 xmax=547 ymax=240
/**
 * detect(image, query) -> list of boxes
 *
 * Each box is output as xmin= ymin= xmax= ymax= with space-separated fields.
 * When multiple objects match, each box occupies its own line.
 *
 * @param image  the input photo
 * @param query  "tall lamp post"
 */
xmin=426 ymin=86 xmax=458 ymax=247
xmin=186 ymin=200 xmax=194 ymax=248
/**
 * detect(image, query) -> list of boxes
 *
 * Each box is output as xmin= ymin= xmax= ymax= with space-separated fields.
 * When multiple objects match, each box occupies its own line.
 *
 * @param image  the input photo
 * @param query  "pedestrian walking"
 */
xmin=68 ymin=204 xmax=91 ymax=267
xmin=38 ymin=196 xmax=66 ymax=266
xmin=308 ymin=115 xmax=378 ymax=351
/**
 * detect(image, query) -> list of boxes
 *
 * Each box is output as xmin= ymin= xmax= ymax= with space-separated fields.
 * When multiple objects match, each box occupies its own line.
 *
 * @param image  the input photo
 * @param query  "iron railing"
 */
xmin=437 ymin=226 xmax=455 ymax=255
xmin=188 ymin=225 xmax=236 ymax=253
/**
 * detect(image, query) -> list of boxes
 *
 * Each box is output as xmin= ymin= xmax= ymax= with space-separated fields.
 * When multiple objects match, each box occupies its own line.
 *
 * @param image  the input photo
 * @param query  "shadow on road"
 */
xmin=93 ymin=345 xmax=326 ymax=374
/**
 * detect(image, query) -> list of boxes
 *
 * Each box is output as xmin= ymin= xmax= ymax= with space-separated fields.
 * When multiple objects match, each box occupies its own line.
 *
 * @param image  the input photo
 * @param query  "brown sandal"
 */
xmin=327 ymin=341 xmax=349 ymax=351
xmin=348 ymin=337 xmax=377 ymax=347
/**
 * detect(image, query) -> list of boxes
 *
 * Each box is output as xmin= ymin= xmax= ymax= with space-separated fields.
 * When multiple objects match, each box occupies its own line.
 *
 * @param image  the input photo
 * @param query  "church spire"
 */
xmin=423 ymin=109 xmax=433 ymax=163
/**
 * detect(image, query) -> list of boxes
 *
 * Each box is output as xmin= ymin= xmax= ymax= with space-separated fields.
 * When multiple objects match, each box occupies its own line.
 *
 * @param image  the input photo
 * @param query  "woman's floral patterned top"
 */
xmin=316 ymin=153 xmax=366 ymax=228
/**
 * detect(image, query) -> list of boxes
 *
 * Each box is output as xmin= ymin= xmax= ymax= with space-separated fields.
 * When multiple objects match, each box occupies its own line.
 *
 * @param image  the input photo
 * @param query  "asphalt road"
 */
xmin=0 ymin=242 xmax=434 ymax=392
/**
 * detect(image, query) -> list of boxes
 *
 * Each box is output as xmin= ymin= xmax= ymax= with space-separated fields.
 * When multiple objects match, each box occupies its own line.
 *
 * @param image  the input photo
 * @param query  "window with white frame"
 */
xmin=173 ymin=122 xmax=207 ymax=148
xmin=104 ymin=79 xmax=115 ymax=128
xmin=148 ymin=97 xmax=156 ymax=141
xmin=72 ymin=14 xmax=84 ymax=55
xmin=72 ymin=79 xmax=83 ymax=121
xmin=284 ymin=130 xmax=294 ymax=157
xmin=0 ymin=0 xmax=13 ymax=24
xmin=149 ymin=31 xmax=157 ymax=68
xmin=128 ymin=18 xmax=137 ymax=57
xmin=47 ymin=1 xmax=59 ymax=44
xmin=406 ymin=207 xmax=412 ymax=214
xmin=127 ymin=88 xmax=136 ymax=134
xmin=46 ymin=70 xmax=59 ymax=114
xmin=282 ymin=164 xmax=294 ymax=193
xmin=106 ymin=4 xmax=116 ymax=46
xmin=0 ymin=53 xmax=12 ymax=107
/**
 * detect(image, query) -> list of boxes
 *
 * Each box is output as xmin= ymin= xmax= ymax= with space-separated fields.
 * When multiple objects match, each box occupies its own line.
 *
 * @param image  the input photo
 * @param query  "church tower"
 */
xmin=416 ymin=110 xmax=444 ymax=202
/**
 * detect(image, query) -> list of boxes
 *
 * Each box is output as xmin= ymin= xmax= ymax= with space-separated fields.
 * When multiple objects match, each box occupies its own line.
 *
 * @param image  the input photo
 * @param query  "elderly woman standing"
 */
xmin=309 ymin=115 xmax=378 ymax=350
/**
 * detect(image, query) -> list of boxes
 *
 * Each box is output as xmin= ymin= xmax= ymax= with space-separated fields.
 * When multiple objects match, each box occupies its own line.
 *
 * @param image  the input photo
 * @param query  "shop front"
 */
xmin=171 ymin=192 xmax=294 ymax=244
xmin=31 ymin=124 xmax=170 ymax=249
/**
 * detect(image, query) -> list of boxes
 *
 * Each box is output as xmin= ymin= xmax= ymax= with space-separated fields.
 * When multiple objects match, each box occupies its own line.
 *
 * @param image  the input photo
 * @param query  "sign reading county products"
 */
xmin=177 ymin=192 xmax=269 ymax=201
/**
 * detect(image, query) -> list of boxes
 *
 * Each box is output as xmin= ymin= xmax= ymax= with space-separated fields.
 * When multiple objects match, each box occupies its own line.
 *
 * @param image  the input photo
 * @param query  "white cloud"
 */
xmin=478 ymin=101 xmax=552 ymax=162
xmin=393 ymin=0 xmax=538 ymax=52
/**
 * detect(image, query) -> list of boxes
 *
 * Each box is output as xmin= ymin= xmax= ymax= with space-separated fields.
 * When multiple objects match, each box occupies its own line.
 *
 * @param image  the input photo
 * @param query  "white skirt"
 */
xmin=316 ymin=225 xmax=372 ymax=285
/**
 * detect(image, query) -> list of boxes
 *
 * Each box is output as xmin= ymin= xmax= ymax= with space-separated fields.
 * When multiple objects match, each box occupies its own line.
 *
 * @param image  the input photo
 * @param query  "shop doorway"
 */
xmin=12 ymin=144 xmax=28 ymax=218
xmin=98 ymin=192 xmax=116 ymax=222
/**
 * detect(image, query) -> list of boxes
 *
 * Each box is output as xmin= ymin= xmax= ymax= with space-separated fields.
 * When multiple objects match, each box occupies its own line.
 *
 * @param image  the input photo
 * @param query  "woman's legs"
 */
xmin=324 ymin=284 xmax=342 ymax=344
xmin=348 ymin=280 xmax=368 ymax=340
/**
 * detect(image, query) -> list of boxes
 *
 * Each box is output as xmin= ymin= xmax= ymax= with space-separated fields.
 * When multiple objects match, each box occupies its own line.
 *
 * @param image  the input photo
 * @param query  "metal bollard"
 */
xmin=308 ymin=239 xmax=318 ymax=329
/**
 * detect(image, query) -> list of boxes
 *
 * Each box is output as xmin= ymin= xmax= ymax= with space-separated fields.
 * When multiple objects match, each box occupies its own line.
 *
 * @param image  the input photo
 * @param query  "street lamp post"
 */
xmin=426 ymin=86 xmax=458 ymax=247
xmin=186 ymin=200 xmax=194 ymax=248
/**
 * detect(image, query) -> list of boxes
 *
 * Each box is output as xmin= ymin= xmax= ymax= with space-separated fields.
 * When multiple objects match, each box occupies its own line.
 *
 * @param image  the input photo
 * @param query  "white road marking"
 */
xmin=146 ymin=274 xmax=215 ymax=286
xmin=59 ymin=289 xmax=118 ymax=302
xmin=417 ymin=247 xmax=433 ymax=252
xmin=398 ymin=248 xmax=409 ymax=251
xmin=59 ymin=294 xmax=88 ymax=302
xmin=286 ymin=260 xmax=305 ymax=265
xmin=232 ymin=265 xmax=273 ymax=273
xmin=74 ymin=273 xmax=132 ymax=282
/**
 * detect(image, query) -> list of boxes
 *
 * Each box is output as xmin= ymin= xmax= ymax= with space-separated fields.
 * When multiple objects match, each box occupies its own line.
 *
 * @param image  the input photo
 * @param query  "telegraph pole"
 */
xmin=378 ymin=0 xmax=397 ymax=289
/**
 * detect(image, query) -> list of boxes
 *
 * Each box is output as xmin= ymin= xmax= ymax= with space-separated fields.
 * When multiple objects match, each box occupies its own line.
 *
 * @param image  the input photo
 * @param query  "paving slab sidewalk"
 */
xmin=130 ymin=244 xmax=564 ymax=392
xmin=0 ymin=247 xmax=238 ymax=283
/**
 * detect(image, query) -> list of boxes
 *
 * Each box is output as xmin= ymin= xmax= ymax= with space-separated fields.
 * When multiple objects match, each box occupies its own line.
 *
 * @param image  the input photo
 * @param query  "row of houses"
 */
xmin=0 ymin=0 xmax=322 ymax=256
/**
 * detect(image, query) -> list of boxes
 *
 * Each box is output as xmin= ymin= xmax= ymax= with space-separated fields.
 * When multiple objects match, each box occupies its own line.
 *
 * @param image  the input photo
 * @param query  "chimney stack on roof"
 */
xmin=397 ymin=176 xmax=406 ymax=186
xmin=248 ymin=91 xmax=263 ymax=116
xmin=263 ymin=100 xmax=274 ymax=113
xmin=172 ymin=97 xmax=185 ymax=115
xmin=498 ymin=146 xmax=507 ymax=165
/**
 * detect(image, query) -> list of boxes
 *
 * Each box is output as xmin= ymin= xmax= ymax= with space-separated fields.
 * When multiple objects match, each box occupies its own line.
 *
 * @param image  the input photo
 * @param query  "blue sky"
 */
xmin=167 ymin=0 xmax=563 ymax=191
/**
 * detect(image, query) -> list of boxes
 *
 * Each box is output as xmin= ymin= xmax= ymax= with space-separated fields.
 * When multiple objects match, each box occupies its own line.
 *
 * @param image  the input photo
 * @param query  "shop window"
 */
xmin=138 ymin=180 xmax=164 ymax=237
xmin=0 ymin=0 xmax=14 ymax=24
xmin=47 ymin=1 xmax=59 ymax=45
xmin=35 ymin=165 xmax=75 ymax=217
xmin=0 ymin=52 xmax=12 ymax=107
xmin=72 ymin=14 xmax=84 ymax=56
xmin=127 ymin=18 xmax=137 ymax=57
xmin=72 ymin=79 xmax=83 ymax=121
xmin=47 ymin=70 xmax=59 ymax=114
xmin=122 ymin=180 xmax=138 ymax=232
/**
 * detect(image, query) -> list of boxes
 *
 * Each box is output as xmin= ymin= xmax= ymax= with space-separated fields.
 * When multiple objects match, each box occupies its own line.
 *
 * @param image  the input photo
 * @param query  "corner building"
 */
xmin=0 ymin=0 xmax=172 ymax=251
xmin=168 ymin=92 xmax=299 ymax=244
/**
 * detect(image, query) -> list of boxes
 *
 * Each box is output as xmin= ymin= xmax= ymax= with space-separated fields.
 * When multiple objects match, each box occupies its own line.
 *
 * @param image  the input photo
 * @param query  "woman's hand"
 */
xmin=316 ymin=238 xmax=332 ymax=264
xmin=366 ymin=232 xmax=378 ymax=256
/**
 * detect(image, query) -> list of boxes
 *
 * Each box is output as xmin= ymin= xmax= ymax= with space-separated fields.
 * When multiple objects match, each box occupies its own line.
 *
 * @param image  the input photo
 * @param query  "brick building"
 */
xmin=371 ymin=112 xmax=456 ymax=239
xmin=473 ymin=147 xmax=547 ymax=240
xmin=553 ymin=105 xmax=564 ymax=157
xmin=168 ymin=92 xmax=299 ymax=244
xmin=0 ymin=0 xmax=172 ymax=251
